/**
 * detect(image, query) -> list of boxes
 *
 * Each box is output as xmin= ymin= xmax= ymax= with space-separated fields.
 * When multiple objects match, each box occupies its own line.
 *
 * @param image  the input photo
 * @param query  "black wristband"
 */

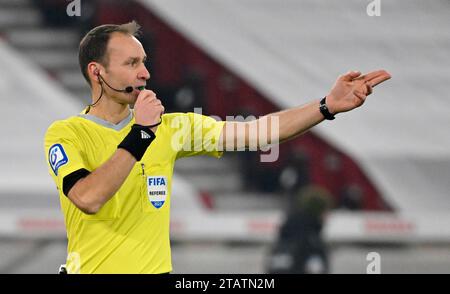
xmin=118 ymin=124 xmax=156 ymax=161
xmin=319 ymin=97 xmax=335 ymax=120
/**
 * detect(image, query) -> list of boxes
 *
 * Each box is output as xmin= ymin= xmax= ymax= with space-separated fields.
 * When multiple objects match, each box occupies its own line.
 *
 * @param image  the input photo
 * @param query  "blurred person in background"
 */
xmin=279 ymin=147 xmax=310 ymax=195
xmin=266 ymin=185 xmax=333 ymax=274
xmin=339 ymin=183 xmax=364 ymax=210
xmin=43 ymin=20 xmax=391 ymax=273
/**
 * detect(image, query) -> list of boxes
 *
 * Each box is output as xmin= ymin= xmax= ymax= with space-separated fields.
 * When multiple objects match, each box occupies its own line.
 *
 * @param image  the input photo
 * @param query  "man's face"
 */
xmin=101 ymin=32 xmax=150 ymax=104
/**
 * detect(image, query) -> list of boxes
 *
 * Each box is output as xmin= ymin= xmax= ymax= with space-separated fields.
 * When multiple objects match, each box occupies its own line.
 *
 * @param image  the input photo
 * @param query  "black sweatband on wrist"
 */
xmin=118 ymin=124 xmax=156 ymax=161
xmin=319 ymin=96 xmax=336 ymax=120
xmin=63 ymin=168 xmax=91 ymax=197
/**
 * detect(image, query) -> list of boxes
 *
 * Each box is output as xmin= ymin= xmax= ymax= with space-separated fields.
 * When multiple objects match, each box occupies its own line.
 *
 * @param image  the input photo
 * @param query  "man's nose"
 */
xmin=138 ymin=66 xmax=150 ymax=81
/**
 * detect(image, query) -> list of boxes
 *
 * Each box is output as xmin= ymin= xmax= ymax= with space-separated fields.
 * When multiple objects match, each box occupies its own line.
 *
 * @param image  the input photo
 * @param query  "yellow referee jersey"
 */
xmin=44 ymin=110 xmax=224 ymax=273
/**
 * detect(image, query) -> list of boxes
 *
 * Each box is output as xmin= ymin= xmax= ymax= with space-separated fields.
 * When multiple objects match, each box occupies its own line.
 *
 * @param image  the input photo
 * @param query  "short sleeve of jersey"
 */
xmin=44 ymin=121 xmax=88 ymax=194
xmin=175 ymin=112 xmax=225 ymax=159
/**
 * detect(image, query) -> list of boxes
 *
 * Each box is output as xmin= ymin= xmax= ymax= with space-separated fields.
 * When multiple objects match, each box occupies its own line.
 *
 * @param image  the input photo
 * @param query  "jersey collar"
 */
xmin=78 ymin=110 xmax=133 ymax=131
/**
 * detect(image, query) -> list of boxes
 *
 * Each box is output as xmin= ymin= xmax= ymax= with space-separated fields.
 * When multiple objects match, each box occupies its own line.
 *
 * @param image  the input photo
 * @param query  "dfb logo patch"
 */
xmin=49 ymin=144 xmax=68 ymax=176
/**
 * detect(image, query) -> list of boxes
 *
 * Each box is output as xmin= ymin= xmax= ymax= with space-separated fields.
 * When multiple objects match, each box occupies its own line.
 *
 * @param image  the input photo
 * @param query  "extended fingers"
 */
xmin=368 ymin=71 xmax=391 ymax=87
xmin=358 ymin=70 xmax=391 ymax=87
xmin=357 ymin=70 xmax=384 ymax=81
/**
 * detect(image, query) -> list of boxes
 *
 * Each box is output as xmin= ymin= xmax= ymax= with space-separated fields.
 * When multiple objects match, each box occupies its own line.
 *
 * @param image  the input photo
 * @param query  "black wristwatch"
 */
xmin=319 ymin=97 xmax=335 ymax=120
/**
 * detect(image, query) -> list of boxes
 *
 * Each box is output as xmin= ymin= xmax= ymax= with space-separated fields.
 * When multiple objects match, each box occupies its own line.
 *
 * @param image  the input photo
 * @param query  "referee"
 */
xmin=44 ymin=21 xmax=390 ymax=273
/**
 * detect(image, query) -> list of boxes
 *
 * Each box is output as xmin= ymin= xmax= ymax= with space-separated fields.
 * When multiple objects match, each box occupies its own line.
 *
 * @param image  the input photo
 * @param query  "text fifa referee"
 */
xmin=44 ymin=21 xmax=391 ymax=273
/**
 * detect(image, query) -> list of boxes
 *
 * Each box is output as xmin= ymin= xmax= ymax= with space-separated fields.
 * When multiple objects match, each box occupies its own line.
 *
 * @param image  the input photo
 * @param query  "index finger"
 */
xmin=357 ymin=70 xmax=392 ymax=87
xmin=368 ymin=71 xmax=392 ymax=87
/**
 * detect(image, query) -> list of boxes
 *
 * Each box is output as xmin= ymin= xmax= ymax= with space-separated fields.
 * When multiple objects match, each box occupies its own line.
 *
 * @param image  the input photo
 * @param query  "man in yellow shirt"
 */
xmin=44 ymin=21 xmax=390 ymax=273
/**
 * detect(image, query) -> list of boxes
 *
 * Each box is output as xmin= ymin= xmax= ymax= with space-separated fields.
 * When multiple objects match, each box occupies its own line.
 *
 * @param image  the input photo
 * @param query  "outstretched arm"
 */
xmin=219 ymin=70 xmax=391 ymax=149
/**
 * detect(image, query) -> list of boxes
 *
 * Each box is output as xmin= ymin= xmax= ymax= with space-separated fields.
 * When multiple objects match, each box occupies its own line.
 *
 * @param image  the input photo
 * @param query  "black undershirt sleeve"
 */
xmin=62 ymin=168 xmax=91 ymax=197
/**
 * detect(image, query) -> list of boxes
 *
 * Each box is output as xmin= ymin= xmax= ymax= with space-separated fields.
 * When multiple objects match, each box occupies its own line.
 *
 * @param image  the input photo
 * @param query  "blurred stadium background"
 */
xmin=0 ymin=0 xmax=450 ymax=273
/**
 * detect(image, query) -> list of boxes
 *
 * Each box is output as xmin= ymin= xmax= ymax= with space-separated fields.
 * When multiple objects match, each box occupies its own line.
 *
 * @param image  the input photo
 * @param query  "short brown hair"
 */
xmin=78 ymin=21 xmax=141 ymax=86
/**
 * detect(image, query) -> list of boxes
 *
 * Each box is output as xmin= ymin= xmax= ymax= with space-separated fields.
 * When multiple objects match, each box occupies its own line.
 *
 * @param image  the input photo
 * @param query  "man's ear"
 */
xmin=88 ymin=62 xmax=101 ymax=82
